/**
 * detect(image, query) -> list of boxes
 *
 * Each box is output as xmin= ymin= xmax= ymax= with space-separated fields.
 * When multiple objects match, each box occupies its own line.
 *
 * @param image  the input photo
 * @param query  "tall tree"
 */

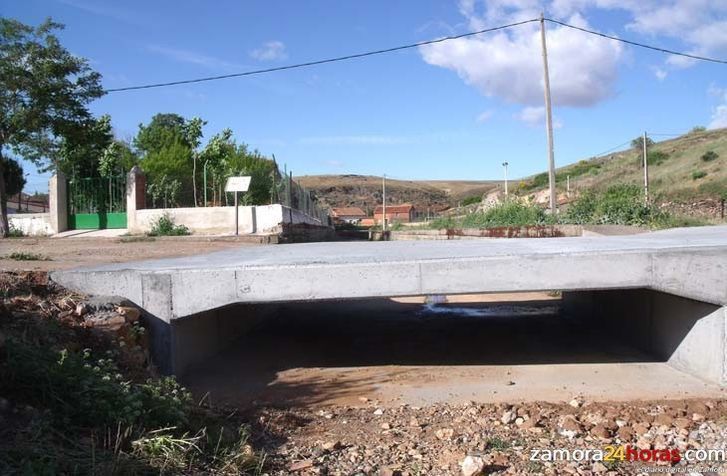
xmin=3 ymin=157 xmax=26 ymax=197
xmin=182 ymin=117 xmax=205 ymax=207
xmin=0 ymin=18 xmax=103 ymax=236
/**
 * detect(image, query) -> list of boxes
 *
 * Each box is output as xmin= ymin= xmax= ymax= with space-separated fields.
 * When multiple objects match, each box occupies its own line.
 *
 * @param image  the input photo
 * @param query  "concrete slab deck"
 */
xmin=51 ymin=225 xmax=727 ymax=319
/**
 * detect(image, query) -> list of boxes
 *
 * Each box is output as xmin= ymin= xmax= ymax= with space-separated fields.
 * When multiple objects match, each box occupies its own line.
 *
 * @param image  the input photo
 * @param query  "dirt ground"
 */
xmin=0 ymin=236 xmax=261 ymax=271
xmin=184 ymin=297 xmax=725 ymax=410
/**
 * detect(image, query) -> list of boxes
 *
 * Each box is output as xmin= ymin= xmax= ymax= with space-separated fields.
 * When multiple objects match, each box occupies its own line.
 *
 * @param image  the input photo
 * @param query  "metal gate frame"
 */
xmin=68 ymin=176 xmax=127 ymax=229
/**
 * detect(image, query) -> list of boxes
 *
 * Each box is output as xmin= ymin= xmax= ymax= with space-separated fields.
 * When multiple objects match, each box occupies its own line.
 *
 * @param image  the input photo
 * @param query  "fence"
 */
xmin=273 ymin=164 xmax=330 ymax=224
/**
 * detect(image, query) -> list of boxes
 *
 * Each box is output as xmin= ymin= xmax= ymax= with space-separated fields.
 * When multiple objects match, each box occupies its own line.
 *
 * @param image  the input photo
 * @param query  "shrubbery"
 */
xmin=564 ymin=184 xmax=656 ymax=226
xmin=148 ymin=213 xmax=191 ymax=236
xmin=701 ymin=151 xmax=719 ymax=162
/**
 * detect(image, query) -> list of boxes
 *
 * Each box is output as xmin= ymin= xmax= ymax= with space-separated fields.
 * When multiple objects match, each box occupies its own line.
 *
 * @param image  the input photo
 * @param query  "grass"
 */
xmin=430 ymin=199 xmax=553 ymax=229
xmin=6 ymin=252 xmax=51 ymax=261
xmin=692 ymin=170 xmax=708 ymax=180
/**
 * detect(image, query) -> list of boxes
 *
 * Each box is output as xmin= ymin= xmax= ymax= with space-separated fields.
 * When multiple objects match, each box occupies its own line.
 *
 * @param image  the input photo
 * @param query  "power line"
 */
xmin=105 ymin=18 xmax=539 ymax=93
xmin=545 ymin=18 xmax=727 ymax=65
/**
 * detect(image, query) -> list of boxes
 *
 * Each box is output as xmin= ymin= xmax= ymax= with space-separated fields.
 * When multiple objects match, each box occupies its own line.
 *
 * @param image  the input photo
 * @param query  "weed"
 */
xmin=486 ymin=436 xmax=511 ymax=450
xmin=6 ymin=252 xmax=50 ymax=261
xmin=692 ymin=170 xmax=708 ymax=180
xmin=647 ymin=151 xmax=669 ymax=166
xmin=120 ymin=235 xmax=156 ymax=243
xmin=701 ymin=151 xmax=719 ymax=162
xmin=148 ymin=213 xmax=191 ymax=236
xmin=8 ymin=223 xmax=24 ymax=237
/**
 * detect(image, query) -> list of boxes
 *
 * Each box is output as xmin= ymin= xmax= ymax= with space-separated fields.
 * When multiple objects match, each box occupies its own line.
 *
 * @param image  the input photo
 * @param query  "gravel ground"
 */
xmin=252 ymin=398 xmax=727 ymax=475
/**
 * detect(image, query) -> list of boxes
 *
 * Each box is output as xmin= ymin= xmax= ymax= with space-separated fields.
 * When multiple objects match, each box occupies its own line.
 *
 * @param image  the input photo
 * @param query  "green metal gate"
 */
xmin=68 ymin=176 xmax=127 ymax=229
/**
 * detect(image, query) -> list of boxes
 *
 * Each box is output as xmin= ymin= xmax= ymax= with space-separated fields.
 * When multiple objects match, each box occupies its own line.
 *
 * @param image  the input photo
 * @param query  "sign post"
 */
xmin=224 ymin=176 xmax=251 ymax=236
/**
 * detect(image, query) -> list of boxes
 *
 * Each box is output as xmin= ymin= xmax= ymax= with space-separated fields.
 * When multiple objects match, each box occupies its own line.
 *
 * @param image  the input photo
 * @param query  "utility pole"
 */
xmin=540 ymin=13 xmax=557 ymax=213
xmin=642 ymin=131 xmax=649 ymax=203
xmin=382 ymin=174 xmax=387 ymax=232
xmin=502 ymin=161 xmax=509 ymax=195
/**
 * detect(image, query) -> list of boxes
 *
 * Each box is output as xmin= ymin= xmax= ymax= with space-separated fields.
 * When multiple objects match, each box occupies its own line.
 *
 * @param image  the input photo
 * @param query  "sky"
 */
xmin=4 ymin=0 xmax=727 ymax=193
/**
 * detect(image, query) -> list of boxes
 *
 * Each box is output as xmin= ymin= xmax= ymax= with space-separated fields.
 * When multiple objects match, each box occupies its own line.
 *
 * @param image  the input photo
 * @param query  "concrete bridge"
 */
xmin=51 ymin=226 xmax=727 ymax=381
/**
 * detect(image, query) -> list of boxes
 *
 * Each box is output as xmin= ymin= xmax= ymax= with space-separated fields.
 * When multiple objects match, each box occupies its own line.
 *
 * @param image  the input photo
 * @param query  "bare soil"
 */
xmin=0 ymin=236 xmax=260 ymax=271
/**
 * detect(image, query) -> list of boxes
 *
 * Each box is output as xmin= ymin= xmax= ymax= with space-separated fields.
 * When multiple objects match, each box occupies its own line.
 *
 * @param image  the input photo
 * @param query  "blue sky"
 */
xmin=5 ymin=0 xmax=727 ymax=193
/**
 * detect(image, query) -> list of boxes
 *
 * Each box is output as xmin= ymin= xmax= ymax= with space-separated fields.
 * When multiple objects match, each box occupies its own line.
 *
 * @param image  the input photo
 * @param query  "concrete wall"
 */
xmin=8 ymin=213 xmax=52 ymax=236
xmin=131 ymin=204 xmax=310 ymax=235
xmin=563 ymin=289 xmax=726 ymax=385
xmin=170 ymin=303 xmax=280 ymax=375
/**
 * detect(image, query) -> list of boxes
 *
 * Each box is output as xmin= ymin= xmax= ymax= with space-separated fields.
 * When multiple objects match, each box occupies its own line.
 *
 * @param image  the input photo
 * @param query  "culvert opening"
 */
xmin=180 ymin=289 xmax=724 ymax=408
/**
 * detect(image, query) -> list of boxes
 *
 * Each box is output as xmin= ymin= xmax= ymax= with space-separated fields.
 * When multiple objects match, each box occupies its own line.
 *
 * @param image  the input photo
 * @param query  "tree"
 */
xmin=631 ymin=135 xmax=654 ymax=151
xmin=182 ymin=117 xmax=206 ymax=207
xmin=57 ymin=114 xmax=114 ymax=178
xmin=3 ymin=157 xmax=26 ymax=197
xmin=134 ymin=113 xmax=205 ymax=207
xmin=0 ymin=18 xmax=103 ymax=236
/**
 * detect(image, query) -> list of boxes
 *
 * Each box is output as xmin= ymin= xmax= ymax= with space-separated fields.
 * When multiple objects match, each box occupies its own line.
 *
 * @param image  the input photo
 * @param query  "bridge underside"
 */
xmin=50 ymin=226 xmax=727 ymax=377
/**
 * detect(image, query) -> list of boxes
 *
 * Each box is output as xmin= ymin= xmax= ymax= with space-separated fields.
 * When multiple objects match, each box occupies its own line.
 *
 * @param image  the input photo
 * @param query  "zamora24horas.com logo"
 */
xmin=530 ymin=445 xmax=727 ymax=464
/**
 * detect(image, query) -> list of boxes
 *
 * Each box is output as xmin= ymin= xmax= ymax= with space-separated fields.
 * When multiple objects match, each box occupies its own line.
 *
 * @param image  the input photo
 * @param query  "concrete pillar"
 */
xmin=49 ymin=172 xmax=67 ymax=234
xmin=126 ymin=166 xmax=146 ymax=233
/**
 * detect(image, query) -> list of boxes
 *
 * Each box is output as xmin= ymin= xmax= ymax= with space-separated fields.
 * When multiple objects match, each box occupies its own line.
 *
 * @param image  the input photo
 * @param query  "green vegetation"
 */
xmin=647 ymin=151 xmax=669 ymax=166
xmin=486 ymin=437 xmax=511 ymax=450
xmin=701 ymin=151 xmax=719 ymax=162
xmin=692 ymin=170 xmax=708 ymax=180
xmin=6 ymin=252 xmax=50 ymax=261
xmin=564 ymin=184 xmax=657 ymax=226
xmin=7 ymin=223 xmax=24 ymax=238
xmin=431 ymin=199 xmax=553 ymax=229
xmin=461 ymin=195 xmax=482 ymax=207
xmin=1 ymin=274 xmax=264 ymax=474
xmin=430 ymin=184 xmax=708 ymax=230
xmin=148 ymin=213 xmax=191 ymax=237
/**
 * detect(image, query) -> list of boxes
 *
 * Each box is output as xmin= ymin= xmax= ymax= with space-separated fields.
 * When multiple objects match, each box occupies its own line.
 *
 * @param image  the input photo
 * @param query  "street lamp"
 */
xmin=502 ymin=162 xmax=509 ymax=196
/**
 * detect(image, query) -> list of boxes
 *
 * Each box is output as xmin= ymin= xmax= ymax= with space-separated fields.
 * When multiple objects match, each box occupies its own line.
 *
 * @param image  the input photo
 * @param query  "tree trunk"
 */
xmin=0 ymin=147 xmax=8 ymax=238
xmin=192 ymin=154 xmax=198 ymax=207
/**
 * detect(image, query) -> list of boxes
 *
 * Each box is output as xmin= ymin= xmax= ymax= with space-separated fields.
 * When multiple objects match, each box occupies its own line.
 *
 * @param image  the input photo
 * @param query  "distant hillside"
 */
xmin=523 ymin=127 xmax=727 ymax=201
xmin=297 ymin=174 xmax=499 ymax=213
xmin=299 ymin=128 xmax=727 ymax=214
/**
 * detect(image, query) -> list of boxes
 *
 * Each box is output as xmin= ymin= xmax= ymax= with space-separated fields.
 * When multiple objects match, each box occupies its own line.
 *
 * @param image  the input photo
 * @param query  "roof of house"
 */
xmin=374 ymin=204 xmax=414 ymax=214
xmin=331 ymin=207 xmax=367 ymax=217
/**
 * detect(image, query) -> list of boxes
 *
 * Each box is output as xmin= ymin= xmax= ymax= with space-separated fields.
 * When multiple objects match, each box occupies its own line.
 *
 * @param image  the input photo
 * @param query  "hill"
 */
xmin=523 ymin=128 xmax=727 ymax=202
xmin=298 ymin=128 xmax=727 ymax=215
xmin=297 ymin=174 xmax=499 ymax=213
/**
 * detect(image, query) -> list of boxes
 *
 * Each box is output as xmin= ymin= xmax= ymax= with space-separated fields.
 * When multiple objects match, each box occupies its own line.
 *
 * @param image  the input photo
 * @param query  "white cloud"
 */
xmin=420 ymin=10 xmax=623 ymax=107
xmin=476 ymin=110 xmax=495 ymax=122
xmin=147 ymin=45 xmax=243 ymax=71
xmin=516 ymin=106 xmax=563 ymax=128
xmin=250 ymin=41 xmax=287 ymax=61
xmin=300 ymin=135 xmax=412 ymax=145
xmin=420 ymin=0 xmax=727 ymax=110
xmin=708 ymin=86 xmax=727 ymax=129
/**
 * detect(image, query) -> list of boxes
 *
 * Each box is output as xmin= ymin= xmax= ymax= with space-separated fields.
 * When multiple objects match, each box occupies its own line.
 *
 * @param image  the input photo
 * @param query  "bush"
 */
xmin=148 ymin=213 xmax=191 ymax=236
xmin=4 ymin=342 xmax=191 ymax=429
xmin=647 ymin=151 xmax=669 ymax=166
xmin=701 ymin=151 xmax=719 ymax=162
xmin=461 ymin=200 xmax=552 ymax=228
xmin=565 ymin=184 xmax=660 ymax=227
xmin=461 ymin=195 xmax=482 ymax=207
xmin=692 ymin=170 xmax=707 ymax=180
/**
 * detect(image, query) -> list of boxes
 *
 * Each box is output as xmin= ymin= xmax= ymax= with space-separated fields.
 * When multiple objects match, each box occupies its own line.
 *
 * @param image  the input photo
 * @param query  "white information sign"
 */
xmin=224 ymin=176 xmax=251 ymax=192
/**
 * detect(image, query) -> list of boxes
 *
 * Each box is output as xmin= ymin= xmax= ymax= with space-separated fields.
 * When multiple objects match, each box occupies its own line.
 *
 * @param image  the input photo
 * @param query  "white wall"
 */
xmin=131 ymin=204 xmax=309 ymax=235
xmin=9 ymin=213 xmax=52 ymax=236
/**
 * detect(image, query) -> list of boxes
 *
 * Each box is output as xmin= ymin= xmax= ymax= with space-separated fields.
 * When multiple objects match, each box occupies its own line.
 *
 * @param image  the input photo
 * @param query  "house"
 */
xmin=373 ymin=203 xmax=415 ymax=224
xmin=330 ymin=207 xmax=368 ymax=224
